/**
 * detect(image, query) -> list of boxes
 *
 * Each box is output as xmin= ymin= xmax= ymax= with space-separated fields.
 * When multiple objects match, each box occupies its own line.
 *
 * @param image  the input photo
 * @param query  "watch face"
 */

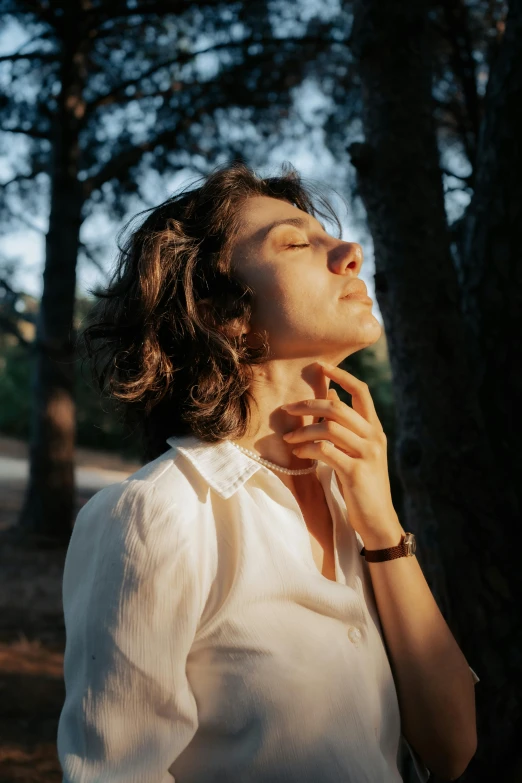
xmin=405 ymin=533 xmax=416 ymax=555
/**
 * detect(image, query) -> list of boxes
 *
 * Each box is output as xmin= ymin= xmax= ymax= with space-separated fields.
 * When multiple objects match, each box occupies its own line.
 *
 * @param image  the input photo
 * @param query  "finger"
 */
xmin=285 ymin=420 xmax=366 ymax=457
xmin=284 ymin=399 xmax=371 ymax=439
xmin=318 ymin=362 xmax=378 ymax=425
xmin=325 ymin=387 xmax=338 ymax=419
xmin=291 ymin=438 xmax=357 ymax=471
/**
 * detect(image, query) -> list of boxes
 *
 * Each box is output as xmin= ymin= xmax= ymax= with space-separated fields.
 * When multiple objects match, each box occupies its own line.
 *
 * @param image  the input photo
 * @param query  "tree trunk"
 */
xmin=17 ymin=42 xmax=85 ymax=546
xmin=455 ymin=4 xmax=522 ymax=777
xmin=459 ymin=0 xmax=522 ymax=535
xmin=347 ymin=0 xmax=522 ymax=780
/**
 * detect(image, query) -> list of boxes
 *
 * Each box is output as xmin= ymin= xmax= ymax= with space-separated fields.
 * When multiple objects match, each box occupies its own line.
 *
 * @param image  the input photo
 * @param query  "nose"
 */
xmin=333 ymin=241 xmax=363 ymax=275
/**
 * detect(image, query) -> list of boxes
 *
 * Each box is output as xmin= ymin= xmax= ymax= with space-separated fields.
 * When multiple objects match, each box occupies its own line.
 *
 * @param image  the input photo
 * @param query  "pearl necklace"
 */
xmin=230 ymin=441 xmax=319 ymax=475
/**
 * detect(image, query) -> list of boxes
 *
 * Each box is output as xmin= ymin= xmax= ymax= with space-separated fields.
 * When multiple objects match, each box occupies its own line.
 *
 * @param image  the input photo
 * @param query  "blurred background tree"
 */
xmin=0 ymin=289 xmax=142 ymax=457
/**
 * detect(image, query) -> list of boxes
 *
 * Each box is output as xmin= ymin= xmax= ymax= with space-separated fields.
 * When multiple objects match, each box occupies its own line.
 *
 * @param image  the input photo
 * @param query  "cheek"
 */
xmin=251 ymin=289 xmax=304 ymax=333
xmin=251 ymin=272 xmax=293 ymax=311
xmin=249 ymin=268 xmax=327 ymax=326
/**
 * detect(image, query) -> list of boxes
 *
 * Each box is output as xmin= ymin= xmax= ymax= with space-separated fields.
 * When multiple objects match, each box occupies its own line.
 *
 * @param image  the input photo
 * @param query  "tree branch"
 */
xmin=3 ymin=0 xmax=58 ymax=28
xmin=1 ymin=126 xmax=50 ymax=140
xmin=444 ymin=183 xmax=473 ymax=193
xmin=0 ymin=51 xmax=56 ymax=63
xmin=0 ymin=173 xmax=36 ymax=189
xmin=2 ymin=205 xmax=46 ymax=234
xmin=85 ymin=34 xmax=331 ymax=115
xmin=95 ymin=1 xmax=197 ymax=24
xmin=83 ymin=125 xmax=183 ymax=196
xmin=440 ymin=167 xmax=474 ymax=186
xmin=78 ymin=242 xmax=108 ymax=276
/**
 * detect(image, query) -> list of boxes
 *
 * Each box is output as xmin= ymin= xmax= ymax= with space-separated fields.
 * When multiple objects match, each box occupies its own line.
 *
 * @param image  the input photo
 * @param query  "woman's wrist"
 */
xmin=360 ymin=524 xmax=406 ymax=551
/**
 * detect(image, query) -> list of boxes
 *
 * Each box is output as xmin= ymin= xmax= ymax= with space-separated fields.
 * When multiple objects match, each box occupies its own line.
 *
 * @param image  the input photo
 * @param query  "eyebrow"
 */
xmin=261 ymin=216 xmax=326 ymax=241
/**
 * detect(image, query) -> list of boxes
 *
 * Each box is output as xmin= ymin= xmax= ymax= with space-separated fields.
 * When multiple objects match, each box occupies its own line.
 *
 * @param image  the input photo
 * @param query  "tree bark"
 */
xmin=348 ymin=0 xmax=521 ymax=779
xmin=17 ymin=39 xmax=85 ymax=546
xmin=459 ymin=0 xmax=522 ymax=534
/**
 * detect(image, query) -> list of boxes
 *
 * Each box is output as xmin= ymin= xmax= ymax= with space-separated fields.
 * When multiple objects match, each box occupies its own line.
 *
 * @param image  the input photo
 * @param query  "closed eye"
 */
xmin=287 ymin=243 xmax=310 ymax=249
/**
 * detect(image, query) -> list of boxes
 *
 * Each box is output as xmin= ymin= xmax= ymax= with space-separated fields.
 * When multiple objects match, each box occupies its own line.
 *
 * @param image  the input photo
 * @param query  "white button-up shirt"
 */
xmin=57 ymin=434 xmax=479 ymax=783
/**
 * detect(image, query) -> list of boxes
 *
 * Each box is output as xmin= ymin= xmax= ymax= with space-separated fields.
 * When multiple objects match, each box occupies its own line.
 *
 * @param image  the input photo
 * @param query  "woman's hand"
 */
xmin=281 ymin=361 xmax=402 ymax=541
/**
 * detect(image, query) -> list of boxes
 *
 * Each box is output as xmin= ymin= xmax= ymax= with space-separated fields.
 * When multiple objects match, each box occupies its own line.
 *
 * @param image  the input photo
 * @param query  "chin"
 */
xmin=362 ymin=318 xmax=383 ymax=343
xmin=342 ymin=325 xmax=382 ymax=356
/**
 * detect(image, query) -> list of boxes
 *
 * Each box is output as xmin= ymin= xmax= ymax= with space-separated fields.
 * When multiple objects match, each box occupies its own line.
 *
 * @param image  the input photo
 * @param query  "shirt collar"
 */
xmin=165 ymin=434 xmax=331 ymax=501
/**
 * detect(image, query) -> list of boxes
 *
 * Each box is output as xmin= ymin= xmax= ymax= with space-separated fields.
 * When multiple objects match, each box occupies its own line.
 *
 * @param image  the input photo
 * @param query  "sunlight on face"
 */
xmin=231 ymin=195 xmax=381 ymax=364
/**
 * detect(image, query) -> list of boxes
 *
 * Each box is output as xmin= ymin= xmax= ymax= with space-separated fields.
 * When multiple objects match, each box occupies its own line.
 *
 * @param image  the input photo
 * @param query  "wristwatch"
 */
xmin=360 ymin=532 xmax=416 ymax=562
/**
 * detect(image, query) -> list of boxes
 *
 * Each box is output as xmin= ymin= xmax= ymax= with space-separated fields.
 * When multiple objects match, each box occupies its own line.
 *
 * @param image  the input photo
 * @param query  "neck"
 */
xmin=230 ymin=360 xmax=332 ymax=472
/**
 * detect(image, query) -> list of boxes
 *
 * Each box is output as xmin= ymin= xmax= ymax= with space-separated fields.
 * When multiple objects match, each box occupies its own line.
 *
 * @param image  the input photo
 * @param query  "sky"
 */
xmin=0 ymin=9 xmax=473 ymax=330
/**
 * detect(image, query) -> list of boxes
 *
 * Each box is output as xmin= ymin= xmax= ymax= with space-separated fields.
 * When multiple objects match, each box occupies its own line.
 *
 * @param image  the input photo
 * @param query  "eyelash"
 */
xmin=287 ymin=243 xmax=310 ymax=249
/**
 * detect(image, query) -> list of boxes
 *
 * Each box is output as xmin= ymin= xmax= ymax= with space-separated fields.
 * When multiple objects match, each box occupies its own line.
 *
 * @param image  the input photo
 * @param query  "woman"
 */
xmin=57 ymin=161 xmax=479 ymax=782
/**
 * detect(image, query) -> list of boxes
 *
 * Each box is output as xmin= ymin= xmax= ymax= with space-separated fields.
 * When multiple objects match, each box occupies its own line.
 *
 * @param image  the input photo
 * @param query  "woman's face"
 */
xmin=231 ymin=195 xmax=382 ymax=363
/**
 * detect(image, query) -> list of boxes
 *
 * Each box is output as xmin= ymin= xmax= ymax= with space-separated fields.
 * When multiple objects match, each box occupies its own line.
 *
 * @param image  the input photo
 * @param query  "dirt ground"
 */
xmin=0 ymin=436 xmax=141 ymax=783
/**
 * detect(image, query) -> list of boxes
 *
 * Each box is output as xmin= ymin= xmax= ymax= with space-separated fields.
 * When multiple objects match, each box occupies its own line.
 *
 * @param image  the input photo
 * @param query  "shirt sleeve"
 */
xmin=400 ymin=666 xmax=480 ymax=782
xmin=57 ymin=479 xmax=203 ymax=783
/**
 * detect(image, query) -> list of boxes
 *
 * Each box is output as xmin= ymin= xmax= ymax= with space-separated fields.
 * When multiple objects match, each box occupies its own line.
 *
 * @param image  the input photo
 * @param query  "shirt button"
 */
xmin=347 ymin=626 xmax=362 ymax=645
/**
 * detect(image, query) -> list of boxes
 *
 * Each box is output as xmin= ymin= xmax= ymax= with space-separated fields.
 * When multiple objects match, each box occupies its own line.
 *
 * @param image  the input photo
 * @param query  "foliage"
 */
xmin=0 ymin=338 xmax=142 ymax=459
xmin=0 ymin=0 xmax=340 ymax=260
xmin=0 ymin=342 xmax=32 ymax=440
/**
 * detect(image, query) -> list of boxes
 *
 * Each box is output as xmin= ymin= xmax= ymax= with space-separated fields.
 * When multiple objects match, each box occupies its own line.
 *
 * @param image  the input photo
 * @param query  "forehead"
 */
xmin=235 ymin=195 xmax=324 ymax=244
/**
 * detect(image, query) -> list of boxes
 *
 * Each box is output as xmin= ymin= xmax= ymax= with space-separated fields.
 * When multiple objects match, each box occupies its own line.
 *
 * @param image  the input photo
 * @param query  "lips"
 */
xmin=342 ymin=294 xmax=373 ymax=303
xmin=341 ymin=282 xmax=369 ymax=300
xmin=341 ymin=285 xmax=372 ymax=302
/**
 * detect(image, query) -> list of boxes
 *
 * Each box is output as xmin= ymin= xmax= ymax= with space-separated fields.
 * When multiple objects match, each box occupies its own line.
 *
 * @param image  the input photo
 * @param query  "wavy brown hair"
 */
xmin=80 ymin=160 xmax=343 ymax=462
